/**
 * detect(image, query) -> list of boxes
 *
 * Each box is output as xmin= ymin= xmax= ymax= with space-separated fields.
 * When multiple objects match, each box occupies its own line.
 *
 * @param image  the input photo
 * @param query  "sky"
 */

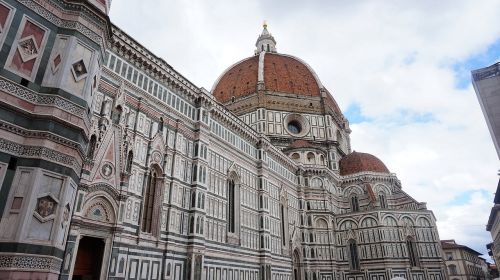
xmin=110 ymin=0 xmax=500 ymax=260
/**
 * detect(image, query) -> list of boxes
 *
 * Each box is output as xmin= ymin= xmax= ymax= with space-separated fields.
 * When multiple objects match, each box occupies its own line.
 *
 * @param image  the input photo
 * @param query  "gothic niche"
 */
xmin=63 ymin=204 xmax=71 ymax=222
xmin=36 ymin=195 xmax=57 ymax=219
xmin=71 ymin=59 xmax=88 ymax=81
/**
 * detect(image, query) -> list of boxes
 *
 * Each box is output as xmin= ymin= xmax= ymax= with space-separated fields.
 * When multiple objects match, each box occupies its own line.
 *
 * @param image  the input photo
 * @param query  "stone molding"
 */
xmin=0 ymin=76 xmax=87 ymax=119
xmin=0 ymin=254 xmax=62 ymax=272
xmin=0 ymin=138 xmax=81 ymax=172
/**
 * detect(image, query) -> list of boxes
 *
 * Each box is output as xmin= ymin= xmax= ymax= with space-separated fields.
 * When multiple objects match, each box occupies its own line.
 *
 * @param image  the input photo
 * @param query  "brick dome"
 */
xmin=212 ymin=52 xmax=322 ymax=103
xmin=339 ymin=151 xmax=390 ymax=176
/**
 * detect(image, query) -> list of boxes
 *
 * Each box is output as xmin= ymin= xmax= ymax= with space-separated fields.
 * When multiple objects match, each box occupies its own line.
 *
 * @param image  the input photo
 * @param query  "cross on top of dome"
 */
xmin=255 ymin=21 xmax=277 ymax=54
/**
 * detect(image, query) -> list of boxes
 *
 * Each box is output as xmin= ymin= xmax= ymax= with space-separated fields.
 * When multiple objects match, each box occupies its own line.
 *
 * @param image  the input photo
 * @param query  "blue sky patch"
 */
xmin=344 ymin=103 xmax=372 ymax=124
xmin=453 ymin=39 xmax=500 ymax=89
xmin=447 ymin=189 xmax=492 ymax=206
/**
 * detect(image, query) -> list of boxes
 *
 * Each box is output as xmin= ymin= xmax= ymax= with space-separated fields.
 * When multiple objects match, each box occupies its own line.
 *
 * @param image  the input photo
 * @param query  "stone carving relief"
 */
xmin=403 ymin=222 xmax=415 ymax=237
xmin=34 ymin=195 xmax=57 ymax=221
xmin=346 ymin=228 xmax=357 ymax=241
xmin=151 ymin=151 xmax=162 ymax=165
xmin=71 ymin=59 xmax=88 ymax=81
xmin=84 ymin=196 xmax=115 ymax=223
xmin=101 ymin=162 xmax=113 ymax=179
xmin=17 ymin=35 xmax=39 ymax=62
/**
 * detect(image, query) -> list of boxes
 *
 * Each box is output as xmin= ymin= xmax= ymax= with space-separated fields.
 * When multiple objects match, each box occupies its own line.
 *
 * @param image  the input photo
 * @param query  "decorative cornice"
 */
xmin=0 ymin=138 xmax=81 ymax=172
xmin=110 ymin=25 xmax=200 ymax=99
xmin=0 ymin=119 xmax=85 ymax=157
xmin=0 ymin=76 xmax=87 ymax=119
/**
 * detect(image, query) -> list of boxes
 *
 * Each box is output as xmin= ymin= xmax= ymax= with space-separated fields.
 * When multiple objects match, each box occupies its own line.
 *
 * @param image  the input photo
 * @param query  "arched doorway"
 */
xmin=293 ymin=249 xmax=301 ymax=280
xmin=72 ymin=236 xmax=105 ymax=280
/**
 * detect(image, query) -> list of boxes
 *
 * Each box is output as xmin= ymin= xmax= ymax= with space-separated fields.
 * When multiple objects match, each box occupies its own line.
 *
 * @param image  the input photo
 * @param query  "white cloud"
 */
xmin=110 ymin=0 xmax=500 ymax=257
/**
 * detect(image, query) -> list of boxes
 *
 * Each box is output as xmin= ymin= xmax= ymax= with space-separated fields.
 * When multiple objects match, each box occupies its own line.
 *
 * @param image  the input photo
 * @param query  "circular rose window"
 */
xmin=284 ymin=114 xmax=310 ymax=137
xmin=287 ymin=120 xmax=302 ymax=134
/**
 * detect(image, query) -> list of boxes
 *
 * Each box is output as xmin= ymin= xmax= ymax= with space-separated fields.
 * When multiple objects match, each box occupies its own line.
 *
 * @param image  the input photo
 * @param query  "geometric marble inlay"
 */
xmin=51 ymin=54 xmax=62 ymax=74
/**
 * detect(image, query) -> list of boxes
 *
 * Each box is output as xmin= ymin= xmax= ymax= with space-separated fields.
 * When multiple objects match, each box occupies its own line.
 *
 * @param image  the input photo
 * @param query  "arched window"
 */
xmin=351 ymin=195 xmax=360 ymax=212
xmin=112 ymin=105 xmax=122 ymax=125
xmin=141 ymin=169 xmax=157 ymax=233
xmin=406 ymin=236 xmax=419 ymax=267
xmin=307 ymin=152 xmax=315 ymax=164
xmin=191 ymin=192 xmax=196 ymax=208
xmin=189 ymin=216 xmax=195 ymax=233
xmin=348 ymin=239 xmax=360 ymax=270
xmin=267 ymin=44 xmax=270 ymax=52
xmin=228 ymin=179 xmax=235 ymax=233
xmin=196 ymin=217 xmax=201 ymax=234
xmin=291 ymin=153 xmax=300 ymax=162
xmin=319 ymin=155 xmax=325 ymax=165
xmin=118 ymin=258 xmax=124 ymax=273
xmin=379 ymin=193 xmax=387 ymax=209
xmin=448 ymin=264 xmax=457 ymax=275
xmin=87 ymin=135 xmax=97 ymax=159
xmin=166 ymin=263 xmax=171 ymax=276
xmin=126 ymin=151 xmax=133 ymax=173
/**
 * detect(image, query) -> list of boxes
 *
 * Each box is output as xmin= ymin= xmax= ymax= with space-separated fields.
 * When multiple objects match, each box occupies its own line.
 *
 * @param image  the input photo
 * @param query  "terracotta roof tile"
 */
xmin=289 ymin=139 xmax=315 ymax=149
xmin=339 ymin=151 xmax=390 ymax=176
xmin=212 ymin=53 xmax=321 ymax=103
xmin=213 ymin=56 xmax=259 ymax=103
xmin=263 ymin=53 xmax=320 ymax=97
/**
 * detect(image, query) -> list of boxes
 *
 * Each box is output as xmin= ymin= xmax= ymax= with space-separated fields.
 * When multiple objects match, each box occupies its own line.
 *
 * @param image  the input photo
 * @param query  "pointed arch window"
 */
xmin=228 ymin=179 xmax=235 ymax=233
xmin=348 ymin=239 xmax=360 ymax=270
xmin=351 ymin=195 xmax=360 ymax=212
xmin=379 ymin=193 xmax=387 ymax=209
xmin=189 ymin=216 xmax=195 ymax=233
xmin=141 ymin=169 xmax=157 ymax=233
xmin=126 ymin=151 xmax=133 ymax=173
xmin=88 ymin=135 xmax=97 ymax=159
xmin=406 ymin=236 xmax=419 ymax=267
xmin=448 ymin=264 xmax=457 ymax=275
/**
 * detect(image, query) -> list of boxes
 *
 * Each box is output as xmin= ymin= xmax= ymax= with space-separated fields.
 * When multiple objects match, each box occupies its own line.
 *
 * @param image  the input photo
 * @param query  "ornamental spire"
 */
xmin=255 ymin=20 xmax=277 ymax=55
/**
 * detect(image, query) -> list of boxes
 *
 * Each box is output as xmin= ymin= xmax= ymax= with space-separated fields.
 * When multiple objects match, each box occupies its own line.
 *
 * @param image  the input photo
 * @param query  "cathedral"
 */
xmin=0 ymin=1 xmax=447 ymax=279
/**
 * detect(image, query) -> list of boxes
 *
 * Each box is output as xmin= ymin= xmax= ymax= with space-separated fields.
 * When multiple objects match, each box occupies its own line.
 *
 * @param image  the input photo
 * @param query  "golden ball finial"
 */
xmin=263 ymin=20 xmax=268 ymax=29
